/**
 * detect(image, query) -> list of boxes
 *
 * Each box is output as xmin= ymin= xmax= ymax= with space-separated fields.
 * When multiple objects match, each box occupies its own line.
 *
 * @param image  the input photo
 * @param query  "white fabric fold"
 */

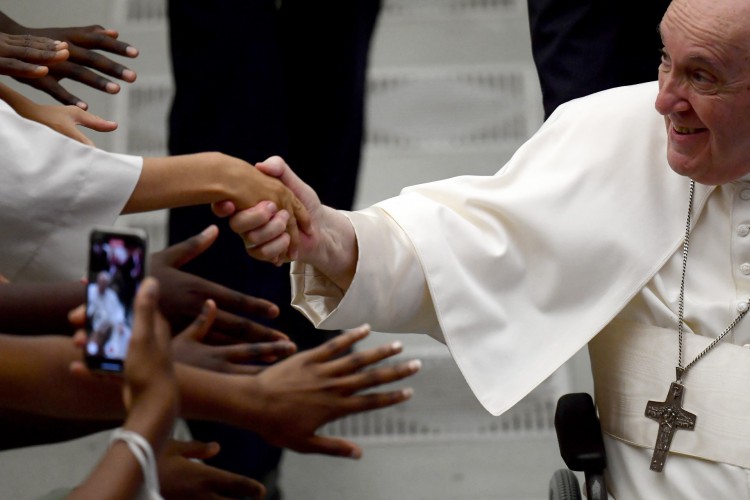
xmin=292 ymin=82 xmax=715 ymax=416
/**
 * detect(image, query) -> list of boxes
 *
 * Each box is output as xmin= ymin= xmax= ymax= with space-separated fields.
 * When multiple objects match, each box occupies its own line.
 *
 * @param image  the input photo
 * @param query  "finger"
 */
xmin=68 ymin=304 xmax=86 ymax=327
xmin=211 ymin=200 xmax=236 ymax=218
xmin=176 ymin=299 xmax=217 ymax=343
xmin=157 ymin=225 xmax=219 ymax=268
xmin=65 ymin=43 xmax=137 ymax=82
xmin=239 ymin=209 xmax=289 ymax=249
xmin=211 ymin=310 xmax=288 ymax=342
xmin=325 ymin=339 xmax=405 ymax=376
xmin=73 ymin=107 xmax=118 ymax=132
xmin=340 ymin=387 xmax=416 ymax=414
xmin=47 ymin=59 xmax=122 ymax=94
xmin=295 ymin=435 xmax=362 ymax=459
xmin=15 ymin=75 xmax=86 ymax=108
xmin=72 ymin=329 xmax=87 ymax=348
xmin=254 ymin=156 xmax=286 ymax=177
xmin=222 ymin=341 xmax=298 ymax=364
xmin=0 ymin=34 xmax=68 ymax=59
xmin=153 ymin=309 xmax=174 ymax=355
xmin=130 ymin=278 xmax=159 ymax=345
xmin=257 ymin=157 xmax=312 ymax=234
xmin=228 ymin=202 xmax=278 ymax=235
xmin=0 ymin=57 xmax=49 ymax=78
xmin=286 ymin=211 xmax=300 ymax=261
xmin=338 ymin=359 xmax=422 ymax=394
xmin=305 ymin=326 xmax=370 ymax=363
xmin=65 ymin=27 xmax=139 ymax=59
xmin=290 ymin=193 xmax=312 ymax=236
xmin=167 ymin=439 xmax=221 ymax=461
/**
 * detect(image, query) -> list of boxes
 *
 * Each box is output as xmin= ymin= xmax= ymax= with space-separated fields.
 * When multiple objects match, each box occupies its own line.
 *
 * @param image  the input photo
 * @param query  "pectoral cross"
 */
xmin=645 ymin=381 xmax=696 ymax=472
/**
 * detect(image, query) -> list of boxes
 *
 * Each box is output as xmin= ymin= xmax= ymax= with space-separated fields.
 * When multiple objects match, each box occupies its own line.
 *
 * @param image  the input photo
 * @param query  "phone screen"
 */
xmin=85 ymin=227 xmax=148 ymax=373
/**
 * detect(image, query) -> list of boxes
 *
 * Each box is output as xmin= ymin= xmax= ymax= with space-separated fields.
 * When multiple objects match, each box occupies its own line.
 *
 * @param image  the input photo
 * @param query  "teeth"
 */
xmin=674 ymin=125 xmax=697 ymax=134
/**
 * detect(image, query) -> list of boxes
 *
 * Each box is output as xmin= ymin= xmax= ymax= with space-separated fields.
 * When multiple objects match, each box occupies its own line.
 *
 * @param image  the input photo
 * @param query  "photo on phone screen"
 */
xmin=85 ymin=226 xmax=148 ymax=373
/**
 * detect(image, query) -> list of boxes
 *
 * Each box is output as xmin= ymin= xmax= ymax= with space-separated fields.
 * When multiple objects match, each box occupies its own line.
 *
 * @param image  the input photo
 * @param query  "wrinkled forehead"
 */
xmin=659 ymin=0 xmax=750 ymax=70
xmin=662 ymin=0 xmax=750 ymax=46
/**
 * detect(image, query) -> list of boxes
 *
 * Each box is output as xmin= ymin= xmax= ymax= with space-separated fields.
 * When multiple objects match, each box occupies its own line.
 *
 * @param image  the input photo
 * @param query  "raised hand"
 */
xmin=151 ymin=224 xmax=291 ymax=343
xmin=10 ymin=23 xmax=138 ymax=109
xmin=170 ymin=297 xmax=297 ymax=375
xmin=158 ymin=439 xmax=266 ymax=500
xmin=0 ymin=32 xmax=68 ymax=78
xmin=248 ymin=324 xmax=421 ymax=458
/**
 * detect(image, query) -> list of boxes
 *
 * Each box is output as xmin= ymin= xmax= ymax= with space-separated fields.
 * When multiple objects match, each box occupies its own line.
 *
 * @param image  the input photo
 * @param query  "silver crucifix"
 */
xmin=645 ymin=381 xmax=697 ymax=472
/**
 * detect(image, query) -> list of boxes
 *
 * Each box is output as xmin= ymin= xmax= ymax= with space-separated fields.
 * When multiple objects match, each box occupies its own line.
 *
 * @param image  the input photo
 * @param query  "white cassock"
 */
xmin=291 ymin=81 xmax=750 ymax=498
xmin=0 ymin=100 xmax=142 ymax=283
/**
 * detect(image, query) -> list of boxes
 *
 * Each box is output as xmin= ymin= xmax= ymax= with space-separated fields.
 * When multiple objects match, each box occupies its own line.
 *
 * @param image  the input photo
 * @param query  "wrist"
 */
xmin=310 ymin=207 xmax=358 ymax=291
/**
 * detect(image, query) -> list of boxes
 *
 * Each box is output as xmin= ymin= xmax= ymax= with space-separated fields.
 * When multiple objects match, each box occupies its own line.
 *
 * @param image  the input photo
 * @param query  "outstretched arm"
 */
xmin=0 ymin=226 xmax=291 ymax=342
xmin=128 ymin=153 xmax=311 ymax=255
xmin=0 ymin=323 xmax=419 ymax=458
xmin=0 ymin=10 xmax=138 ymax=109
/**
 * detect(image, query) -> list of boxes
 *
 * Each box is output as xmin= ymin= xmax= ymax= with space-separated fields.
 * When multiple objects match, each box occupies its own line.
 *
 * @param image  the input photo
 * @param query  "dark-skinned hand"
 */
xmin=0 ymin=32 xmax=68 ymax=78
xmin=158 ymin=439 xmax=266 ymax=500
xmin=10 ymin=24 xmax=138 ymax=109
xmin=170 ymin=297 xmax=297 ymax=375
xmin=150 ymin=225 xmax=291 ymax=344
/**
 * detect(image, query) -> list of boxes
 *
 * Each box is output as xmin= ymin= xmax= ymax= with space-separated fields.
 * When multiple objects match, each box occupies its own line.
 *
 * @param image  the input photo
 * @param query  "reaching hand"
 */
xmin=158 ymin=439 xmax=266 ymax=500
xmin=11 ymin=24 xmax=138 ymax=109
xmin=14 ymin=102 xmax=117 ymax=146
xmin=170 ymin=298 xmax=297 ymax=375
xmin=249 ymin=324 xmax=421 ymax=458
xmin=0 ymin=32 xmax=68 ymax=78
xmin=151 ymin=224 xmax=290 ymax=343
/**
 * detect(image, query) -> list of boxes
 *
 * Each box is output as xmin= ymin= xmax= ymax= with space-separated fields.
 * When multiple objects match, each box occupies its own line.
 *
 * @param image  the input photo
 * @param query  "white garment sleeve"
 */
xmin=291 ymin=207 xmax=444 ymax=343
xmin=0 ymin=101 xmax=143 ymax=282
xmin=295 ymin=82 xmax=706 ymax=417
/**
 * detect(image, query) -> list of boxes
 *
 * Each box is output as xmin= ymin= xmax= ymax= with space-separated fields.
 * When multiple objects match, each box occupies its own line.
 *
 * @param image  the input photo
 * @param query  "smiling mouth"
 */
xmin=672 ymin=124 xmax=706 ymax=135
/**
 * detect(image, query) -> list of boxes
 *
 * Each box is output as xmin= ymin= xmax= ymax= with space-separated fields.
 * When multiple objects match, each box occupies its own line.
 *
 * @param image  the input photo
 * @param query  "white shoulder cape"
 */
xmin=373 ymin=82 xmax=713 ymax=415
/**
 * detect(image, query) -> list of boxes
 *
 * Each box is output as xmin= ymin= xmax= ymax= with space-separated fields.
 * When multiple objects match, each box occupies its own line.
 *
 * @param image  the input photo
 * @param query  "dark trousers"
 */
xmin=167 ymin=0 xmax=381 ymax=483
xmin=528 ymin=0 xmax=671 ymax=119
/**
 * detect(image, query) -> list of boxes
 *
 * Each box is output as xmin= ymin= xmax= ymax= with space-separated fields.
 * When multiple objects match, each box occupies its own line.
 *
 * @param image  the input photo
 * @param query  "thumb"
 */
xmin=168 ymin=439 xmax=221 ymax=460
xmin=158 ymin=225 xmax=219 ymax=268
xmin=174 ymin=299 xmax=216 ymax=342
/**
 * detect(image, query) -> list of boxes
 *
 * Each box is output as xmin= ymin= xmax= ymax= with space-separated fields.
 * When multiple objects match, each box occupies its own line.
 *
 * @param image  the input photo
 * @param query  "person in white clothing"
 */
xmin=222 ymin=0 xmax=750 ymax=496
xmin=86 ymin=271 xmax=129 ymax=358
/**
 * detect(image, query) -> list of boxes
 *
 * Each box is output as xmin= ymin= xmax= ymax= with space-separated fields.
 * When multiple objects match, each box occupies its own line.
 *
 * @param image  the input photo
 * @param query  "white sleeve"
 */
xmin=0 ymin=101 xmax=143 ymax=282
xmin=290 ymin=207 xmax=444 ymax=342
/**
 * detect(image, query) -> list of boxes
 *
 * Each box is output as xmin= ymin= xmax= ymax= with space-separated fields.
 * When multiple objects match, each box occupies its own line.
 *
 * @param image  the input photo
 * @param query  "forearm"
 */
xmin=125 ymin=153 xmax=227 ymax=213
xmin=70 ymin=443 xmax=144 ymax=500
xmin=0 ymin=281 xmax=82 ymax=334
xmin=174 ymin=363 xmax=259 ymax=427
xmin=0 ymin=334 xmax=124 ymax=418
xmin=125 ymin=153 xmax=262 ymax=214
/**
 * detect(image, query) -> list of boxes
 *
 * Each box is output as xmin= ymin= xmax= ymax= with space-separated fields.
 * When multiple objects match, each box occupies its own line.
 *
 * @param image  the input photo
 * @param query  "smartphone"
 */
xmin=85 ymin=226 xmax=148 ymax=373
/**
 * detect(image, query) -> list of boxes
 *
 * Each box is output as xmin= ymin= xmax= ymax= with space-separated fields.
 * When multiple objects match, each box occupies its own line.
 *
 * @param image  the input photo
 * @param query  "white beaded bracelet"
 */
xmin=109 ymin=428 xmax=163 ymax=500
